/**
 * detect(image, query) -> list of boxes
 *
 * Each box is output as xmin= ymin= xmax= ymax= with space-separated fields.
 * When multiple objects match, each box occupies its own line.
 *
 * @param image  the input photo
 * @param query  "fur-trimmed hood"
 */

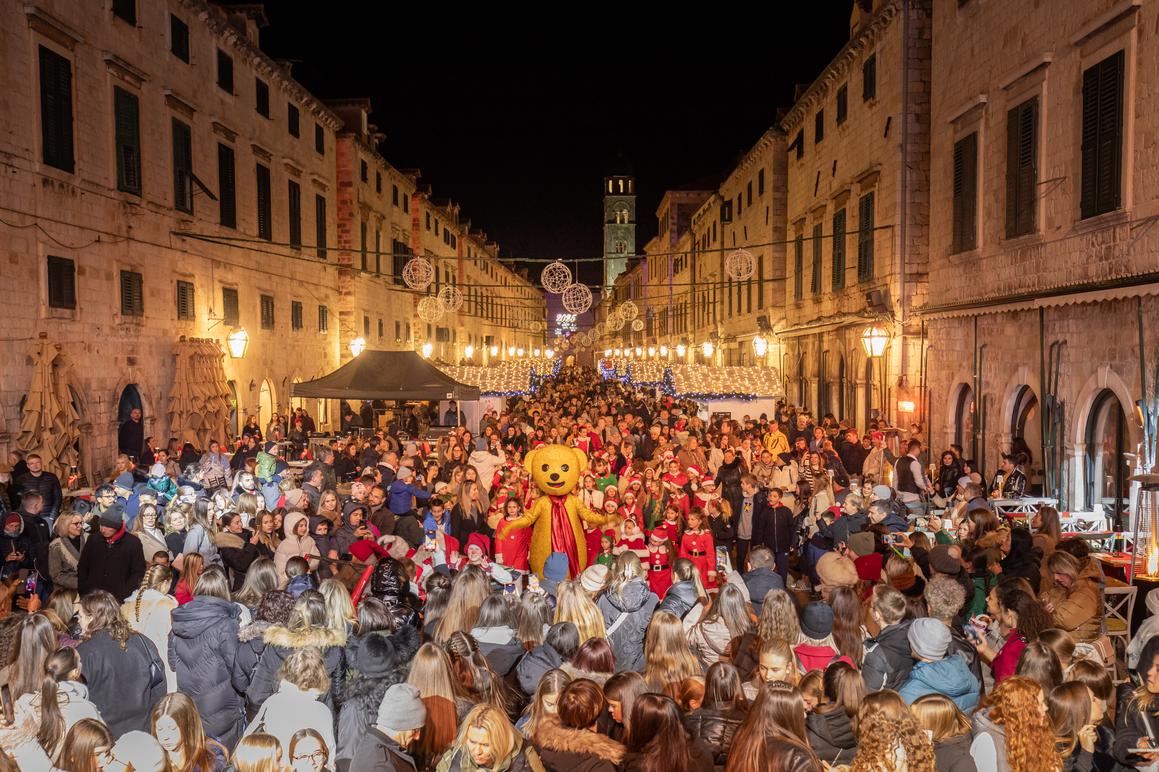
xmin=559 ymin=663 xmax=612 ymax=686
xmin=261 ymin=624 xmax=344 ymax=649
xmin=534 ymin=718 xmax=625 ymax=764
xmin=239 ymin=620 xmax=275 ymax=643
xmin=214 ymin=531 xmax=246 ymax=550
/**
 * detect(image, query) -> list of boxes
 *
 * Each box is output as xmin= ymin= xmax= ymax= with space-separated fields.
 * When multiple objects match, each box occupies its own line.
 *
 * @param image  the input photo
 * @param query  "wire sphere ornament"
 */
xmin=558 ymin=338 xmax=570 ymax=351
xmin=561 ymin=282 xmax=593 ymax=314
xmin=725 ymin=249 xmax=756 ymax=281
xmin=631 ymin=318 xmax=645 ymax=332
xmin=437 ymin=285 xmax=464 ymax=312
xmin=577 ymin=332 xmax=592 ymax=347
xmin=529 ymin=320 xmax=545 ymax=333
xmin=592 ymin=321 xmax=605 ymax=336
xmin=619 ymin=300 xmax=639 ymax=321
xmin=540 ymin=261 xmax=573 ymax=294
xmin=402 ymin=257 xmax=435 ymax=290
xmin=417 ymin=296 xmax=443 ymax=323
xmin=607 ymin=314 xmax=625 ymax=332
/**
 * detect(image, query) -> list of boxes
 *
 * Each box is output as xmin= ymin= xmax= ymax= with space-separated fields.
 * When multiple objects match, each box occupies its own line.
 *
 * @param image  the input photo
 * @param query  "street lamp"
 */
xmin=860 ymin=324 xmax=890 ymax=358
xmin=753 ymin=335 xmax=768 ymax=358
xmin=517 ymin=347 xmax=525 ymax=357
xmin=349 ymin=336 xmax=366 ymax=357
xmin=227 ymin=328 xmax=249 ymax=359
xmin=489 ymin=345 xmax=499 ymax=358
xmin=604 ymin=348 xmax=613 ymax=357
xmin=533 ymin=347 xmax=541 ymax=357
xmin=676 ymin=343 xmax=687 ymax=358
xmin=635 ymin=346 xmax=643 ymax=358
xmin=421 ymin=342 xmax=433 ymax=358
xmin=464 ymin=344 xmax=475 ymax=359
xmin=507 ymin=346 xmax=516 ymax=357
xmin=659 ymin=345 xmax=668 ymax=357
xmin=614 ymin=348 xmax=622 ymax=357
xmin=702 ymin=341 xmax=714 ymax=358
xmin=647 ymin=346 xmax=656 ymax=358
xmin=545 ymin=348 xmax=554 ymax=358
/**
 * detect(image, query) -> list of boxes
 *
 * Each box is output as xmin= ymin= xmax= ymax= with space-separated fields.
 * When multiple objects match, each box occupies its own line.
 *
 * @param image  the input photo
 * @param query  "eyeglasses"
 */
xmin=292 ymin=749 xmax=326 ymax=764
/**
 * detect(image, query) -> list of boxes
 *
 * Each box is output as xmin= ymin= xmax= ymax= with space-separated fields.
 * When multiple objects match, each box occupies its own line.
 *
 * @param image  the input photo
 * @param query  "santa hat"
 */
xmin=686 ymin=467 xmax=702 ymax=479
xmin=622 ymin=491 xmax=636 ymax=501
xmin=465 ymin=532 xmax=490 ymax=558
xmin=701 ymin=477 xmax=717 ymax=488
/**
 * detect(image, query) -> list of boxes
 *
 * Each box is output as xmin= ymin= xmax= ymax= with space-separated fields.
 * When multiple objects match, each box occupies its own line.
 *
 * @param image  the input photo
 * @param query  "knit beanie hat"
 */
xmin=847 ymin=531 xmax=875 ymax=557
xmin=908 ymin=617 xmax=951 ymax=660
xmin=100 ymin=503 xmax=125 ymax=530
xmin=801 ymin=602 xmax=834 ymax=640
xmin=114 ymin=472 xmax=135 ymax=491
xmin=3 ymin=514 xmax=21 ymax=531
xmin=580 ymin=564 xmax=609 ymax=594
xmin=376 ymin=683 xmax=427 ymax=733
xmin=283 ymin=488 xmax=308 ymax=512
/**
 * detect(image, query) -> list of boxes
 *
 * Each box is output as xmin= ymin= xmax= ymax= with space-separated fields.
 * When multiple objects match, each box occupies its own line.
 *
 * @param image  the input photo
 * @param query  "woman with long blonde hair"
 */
xmin=851 ymin=690 xmax=937 ymax=772
xmin=434 ymin=565 xmax=491 ymax=643
xmin=910 ymin=694 xmax=975 ymax=770
xmin=643 ymin=611 xmax=701 ymax=692
xmin=970 ymin=675 xmax=1061 ymax=771
xmin=407 ymin=642 xmax=470 ymax=769
xmin=436 ymin=704 xmax=543 ymax=772
xmin=318 ymin=578 xmax=355 ymax=645
xmin=553 ymin=580 xmax=607 ymax=645
xmin=149 ymin=692 xmax=228 ymax=772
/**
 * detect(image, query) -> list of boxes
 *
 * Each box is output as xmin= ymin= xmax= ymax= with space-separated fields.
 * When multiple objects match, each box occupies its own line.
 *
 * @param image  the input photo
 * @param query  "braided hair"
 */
xmin=133 ymin=564 xmax=173 ymax=624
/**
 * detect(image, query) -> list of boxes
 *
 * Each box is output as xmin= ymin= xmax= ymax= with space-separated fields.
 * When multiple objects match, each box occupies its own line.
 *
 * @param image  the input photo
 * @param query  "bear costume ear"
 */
xmin=570 ymin=446 xmax=589 ymax=474
xmin=523 ymin=448 xmax=538 ymax=476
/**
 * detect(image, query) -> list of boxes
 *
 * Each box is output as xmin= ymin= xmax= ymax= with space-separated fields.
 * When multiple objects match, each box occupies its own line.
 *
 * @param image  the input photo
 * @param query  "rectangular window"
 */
xmin=374 ymin=229 xmax=381 ymax=273
xmin=405 ymin=322 xmax=410 ymax=341
xmin=952 ymin=133 xmax=978 ymax=252
xmin=815 ymin=109 xmax=825 ymax=143
xmin=291 ymin=300 xmax=303 ymax=331
xmin=832 ymin=208 xmax=847 ymax=290
xmin=1081 ymin=50 xmax=1124 ymax=219
xmin=360 ymin=160 xmax=368 ymax=183
xmin=360 ymin=220 xmax=367 ymax=271
xmin=736 ymin=194 xmax=743 ymax=216
xmin=287 ymin=104 xmax=300 ymax=137
xmin=255 ymin=163 xmax=272 ymax=240
xmin=172 ymin=118 xmax=192 ymax=213
xmin=836 ymin=84 xmax=848 ymax=124
xmin=425 ymin=212 xmax=431 ymax=230
xmin=392 ymin=185 xmax=399 ymax=206
xmin=863 ymin=54 xmax=876 ymax=101
xmin=403 ymin=193 xmax=409 ymax=212
xmin=858 ymin=192 xmax=875 ymax=282
xmin=39 ymin=46 xmax=74 ymax=172
xmin=791 ymin=131 xmax=804 ymax=160
xmin=395 ymin=320 xmax=401 ymax=342
xmin=260 ymin=294 xmax=274 ymax=329
xmin=758 ymin=169 xmax=765 ymax=196
xmin=112 ymin=0 xmax=136 ymax=24
xmin=317 ymin=304 xmax=328 ymax=333
xmin=793 ymin=237 xmax=804 ymax=301
xmin=217 ymin=144 xmax=236 ymax=228
xmin=363 ymin=316 xmax=370 ymax=336
xmin=255 ymin=78 xmax=270 ymax=118
xmin=216 ymin=50 xmax=233 ymax=93
xmin=315 ymin=194 xmax=327 ymax=259
xmin=377 ymin=319 xmax=384 ymax=339
xmin=222 ymin=287 xmax=239 ymax=326
xmin=375 ymin=171 xmax=382 ymax=194
xmin=811 ymin=223 xmax=823 ymax=294
xmin=170 ymin=15 xmax=189 ymax=62
xmin=119 ymin=270 xmax=144 ymax=316
xmin=113 ymin=88 xmax=141 ymax=195
xmin=314 ymin=123 xmax=324 ymax=154
xmin=747 ymin=181 xmax=753 ymax=206
xmin=287 ymin=180 xmax=302 ymax=248
xmin=47 ymin=256 xmax=76 ymax=309
xmin=176 ymin=280 xmax=194 ymax=321
xmin=392 ymin=239 xmax=410 ymax=281
xmin=1006 ymin=98 xmax=1038 ymax=238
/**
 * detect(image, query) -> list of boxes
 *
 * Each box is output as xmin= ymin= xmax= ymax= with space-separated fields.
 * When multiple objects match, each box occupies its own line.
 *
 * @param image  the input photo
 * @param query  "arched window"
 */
xmin=954 ymin=384 xmax=976 ymax=461
xmin=1085 ymin=388 xmax=1129 ymax=526
xmin=117 ymin=384 xmax=143 ymax=424
xmin=1010 ymin=384 xmax=1040 ymax=467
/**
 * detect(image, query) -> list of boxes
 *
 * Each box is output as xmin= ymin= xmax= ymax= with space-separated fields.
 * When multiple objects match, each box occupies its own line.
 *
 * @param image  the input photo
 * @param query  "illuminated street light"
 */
xmin=489 ymin=345 xmax=499 ymax=358
xmin=659 ymin=345 xmax=668 ymax=357
xmin=421 ymin=342 xmax=433 ymax=358
xmin=545 ymin=348 xmax=554 ymax=358
xmin=753 ymin=336 xmax=768 ymax=357
xmin=507 ymin=346 xmax=516 ymax=357
xmin=517 ymin=347 xmax=525 ymax=357
xmin=604 ymin=348 xmax=613 ymax=357
xmin=349 ymin=336 xmax=366 ymax=357
xmin=702 ymin=341 xmax=714 ymax=358
xmin=860 ymin=324 xmax=890 ymax=358
xmin=676 ymin=344 xmax=687 ymax=358
xmin=227 ymin=328 xmax=249 ymax=359
xmin=464 ymin=345 xmax=475 ymax=359
xmin=647 ymin=346 xmax=656 ymax=357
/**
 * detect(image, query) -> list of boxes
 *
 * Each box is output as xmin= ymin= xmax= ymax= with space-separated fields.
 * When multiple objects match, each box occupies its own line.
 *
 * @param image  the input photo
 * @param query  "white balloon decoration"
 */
xmin=619 ymin=300 xmax=638 ymax=321
xmin=726 ymin=249 xmax=756 ymax=281
xmin=402 ymin=257 xmax=435 ymax=290
xmin=561 ymin=283 xmax=593 ymax=314
xmin=417 ymin=296 xmax=443 ymax=323
xmin=631 ymin=319 xmax=645 ymax=332
xmin=437 ymin=285 xmax=464 ymax=312
xmin=540 ymin=261 xmax=573 ymax=294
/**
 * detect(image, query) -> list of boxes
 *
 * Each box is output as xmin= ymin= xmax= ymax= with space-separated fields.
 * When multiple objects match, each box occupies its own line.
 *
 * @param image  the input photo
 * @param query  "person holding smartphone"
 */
xmin=1115 ymin=637 xmax=1159 ymax=766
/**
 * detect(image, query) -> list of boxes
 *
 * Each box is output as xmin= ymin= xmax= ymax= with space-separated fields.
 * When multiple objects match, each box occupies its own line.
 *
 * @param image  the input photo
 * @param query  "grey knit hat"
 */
xmin=908 ymin=617 xmax=951 ymax=660
xmin=377 ymin=683 xmax=427 ymax=732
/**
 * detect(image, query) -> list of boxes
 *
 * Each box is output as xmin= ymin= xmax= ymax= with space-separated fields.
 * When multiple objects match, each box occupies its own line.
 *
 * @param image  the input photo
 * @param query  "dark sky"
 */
xmin=261 ymin=3 xmax=852 ymax=287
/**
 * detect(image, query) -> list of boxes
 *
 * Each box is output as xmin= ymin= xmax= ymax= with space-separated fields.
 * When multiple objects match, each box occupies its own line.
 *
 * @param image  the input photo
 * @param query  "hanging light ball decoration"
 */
xmin=558 ymin=338 xmax=570 ymax=351
xmin=437 ymin=285 xmax=464 ymax=312
xmin=578 ymin=332 xmax=592 ymax=348
xmin=619 ymin=300 xmax=639 ymax=321
xmin=417 ymin=296 xmax=443 ymax=323
xmin=725 ymin=248 xmax=756 ymax=281
xmin=631 ymin=318 xmax=645 ymax=332
xmin=540 ymin=261 xmax=573 ymax=294
xmin=607 ymin=314 xmax=625 ymax=332
xmin=529 ymin=320 xmax=545 ymax=333
xmin=592 ymin=321 xmax=605 ymax=336
xmin=561 ymin=282 xmax=593 ymax=314
xmin=402 ymin=256 xmax=435 ymax=290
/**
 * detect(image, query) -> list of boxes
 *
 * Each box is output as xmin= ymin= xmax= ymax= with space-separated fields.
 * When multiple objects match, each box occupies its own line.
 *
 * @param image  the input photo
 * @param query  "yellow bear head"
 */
xmin=524 ymin=444 xmax=589 ymax=496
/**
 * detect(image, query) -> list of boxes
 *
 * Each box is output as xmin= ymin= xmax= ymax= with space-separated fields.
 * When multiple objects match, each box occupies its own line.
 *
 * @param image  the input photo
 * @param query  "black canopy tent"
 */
xmin=291 ymin=350 xmax=480 ymax=401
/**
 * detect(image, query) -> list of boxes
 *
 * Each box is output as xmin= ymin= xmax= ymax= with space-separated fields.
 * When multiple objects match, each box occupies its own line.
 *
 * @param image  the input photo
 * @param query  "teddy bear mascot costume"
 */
xmin=505 ymin=444 xmax=615 ymax=578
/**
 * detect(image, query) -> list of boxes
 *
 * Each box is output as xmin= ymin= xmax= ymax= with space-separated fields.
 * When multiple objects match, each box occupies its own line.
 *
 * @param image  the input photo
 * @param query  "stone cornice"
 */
xmin=780 ymin=0 xmax=900 ymax=131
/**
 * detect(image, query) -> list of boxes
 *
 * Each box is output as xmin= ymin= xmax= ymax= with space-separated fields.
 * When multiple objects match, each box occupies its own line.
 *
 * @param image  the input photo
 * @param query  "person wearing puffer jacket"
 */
xmin=243 ymin=589 xmax=345 ymax=715
xmin=273 ymin=511 xmax=319 ymax=581
xmin=168 ymin=566 xmax=245 ymax=746
xmin=596 ymin=554 xmax=658 ymax=673
xmin=656 ymin=558 xmax=706 ymax=620
xmin=335 ymin=598 xmax=422 ymax=771
xmin=1128 ymin=587 xmax=1159 ymax=671
xmin=897 ymin=618 xmax=980 ymax=712
xmin=805 ymin=662 xmax=861 ymax=767
xmin=517 ymin=622 xmax=580 ymax=696
xmin=231 ymin=590 xmax=295 ymax=704
xmin=861 ymin=585 xmax=913 ymax=692
xmin=683 ymin=662 xmax=748 ymax=767
xmin=242 ymin=647 xmax=337 ymax=764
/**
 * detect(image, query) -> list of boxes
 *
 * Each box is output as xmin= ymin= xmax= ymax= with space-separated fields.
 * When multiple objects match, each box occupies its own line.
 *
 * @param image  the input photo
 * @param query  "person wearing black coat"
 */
xmin=0 ymin=513 xmax=33 ymax=581
xmin=684 ymin=705 xmax=746 ymax=767
xmin=861 ymin=611 xmax=914 ymax=693
xmin=1115 ymin=637 xmax=1159 ymax=769
xmin=806 ymin=707 xmax=858 ymax=766
xmin=244 ymin=620 xmax=345 ymax=714
xmin=750 ymin=488 xmax=796 ymax=580
xmin=656 ymin=574 xmax=701 ymax=620
xmin=998 ymin=528 xmax=1042 ymax=594
xmin=714 ymin=453 xmax=745 ymax=523
xmin=335 ymin=620 xmax=422 ymax=768
xmin=216 ymin=516 xmax=263 ymax=590
xmin=368 ymin=558 xmax=421 ymax=629
xmin=77 ymin=505 xmax=147 ymax=601
xmin=169 ymin=587 xmax=245 ymax=746
xmin=14 ymin=456 xmax=62 ymax=518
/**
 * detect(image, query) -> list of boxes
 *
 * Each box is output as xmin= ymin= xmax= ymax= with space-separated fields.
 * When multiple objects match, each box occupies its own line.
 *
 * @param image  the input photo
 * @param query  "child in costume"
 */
xmin=679 ymin=508 xmax=717 ymax=589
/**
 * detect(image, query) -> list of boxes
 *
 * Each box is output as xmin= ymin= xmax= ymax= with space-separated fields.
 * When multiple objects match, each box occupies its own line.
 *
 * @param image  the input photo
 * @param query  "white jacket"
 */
xmin=243 ymin=680 xmax=336 ymax=760
xmin=15 ymin=680 xmax=102 ymax=760
xmin=1129 ymin=588 xmax=1159 ymax=669
xmin=274 ymin=512 xmax=319 ymax=579
xmin=121 ymin=588 xmax=179 ymax=692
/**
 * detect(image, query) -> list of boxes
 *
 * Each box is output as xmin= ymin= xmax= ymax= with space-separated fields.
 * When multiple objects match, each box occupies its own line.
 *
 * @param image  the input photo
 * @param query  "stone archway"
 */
xmin=1072 ymin=365 xmax=1140 ymax=516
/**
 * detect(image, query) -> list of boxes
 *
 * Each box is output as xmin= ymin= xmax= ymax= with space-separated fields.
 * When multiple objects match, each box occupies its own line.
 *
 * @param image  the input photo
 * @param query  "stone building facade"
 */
xmin=779 ymin=0 xmax=932 ymax=431
xmin=0 ymin=0 xmax=545 ymax=481
xmin=923 ymin=0 xmax=1159 ymax=519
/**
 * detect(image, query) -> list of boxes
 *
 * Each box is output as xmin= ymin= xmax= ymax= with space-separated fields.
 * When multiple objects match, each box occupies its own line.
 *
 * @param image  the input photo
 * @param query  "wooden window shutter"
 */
xmin=794 ymin=237 xmax=804 ymax=300
xmin=47 ymin=256 xmax=76 ymax=309
xmin=288 ymin=180 xmax=302 ymax=248
xmin=222 ymin=287 xmax=239 ymax=326
xmin=953 ymin=133 xmax=978 ymax=251
xmin=858 ymin=193 xmax=875 ymax=282
xmin=256 ymin=164 xmax=271 ymax=240
xmin=120 ymin=270 xmax=144 ymax=316
xmin=832 ymin=209 xmax=847 ymax=289
xmin=176 ymin=280 xmax=194 ymax=320
xmin=172 ymin=119 xmax=192 ymax=213
xmin=114 ymin=88 xmax=141 ymax=194
xmin=218 ymin=144 xmax=236 ymax=228
xmin=1005 ymin=99 xmax=1038 ymax=237
xmin=39 ymin=47 xmax=74 ymax=172
xmin=1081 ymin=51 xmax=1124 ymax=219
xmin=811 ymin=223 xmax=823 ymax=294
xmin=315 ymin=194 xmax=327 ymax=259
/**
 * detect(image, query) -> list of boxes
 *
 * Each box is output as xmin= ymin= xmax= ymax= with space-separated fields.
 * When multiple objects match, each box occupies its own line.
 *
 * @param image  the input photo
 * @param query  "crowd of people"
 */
xmin=0 ymin=365 xmax=1151 ymax=772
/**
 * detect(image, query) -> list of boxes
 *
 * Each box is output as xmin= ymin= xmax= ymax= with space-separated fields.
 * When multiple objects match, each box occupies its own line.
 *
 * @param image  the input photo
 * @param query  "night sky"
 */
xmin=261 ymin=3 xmax=852 ymax=287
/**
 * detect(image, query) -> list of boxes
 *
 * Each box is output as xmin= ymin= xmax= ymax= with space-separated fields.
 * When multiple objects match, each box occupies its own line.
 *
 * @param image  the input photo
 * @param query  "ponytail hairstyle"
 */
xmin=38 ymin=647 xmax=83 ymax=754
xmin=134 ymin=564 xmax=174 ymax=624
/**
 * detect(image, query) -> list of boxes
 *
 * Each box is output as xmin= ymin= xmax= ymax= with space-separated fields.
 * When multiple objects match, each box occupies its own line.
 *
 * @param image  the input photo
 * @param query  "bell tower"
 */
xmin=603 ymin=176 xmax=636 ymax=293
